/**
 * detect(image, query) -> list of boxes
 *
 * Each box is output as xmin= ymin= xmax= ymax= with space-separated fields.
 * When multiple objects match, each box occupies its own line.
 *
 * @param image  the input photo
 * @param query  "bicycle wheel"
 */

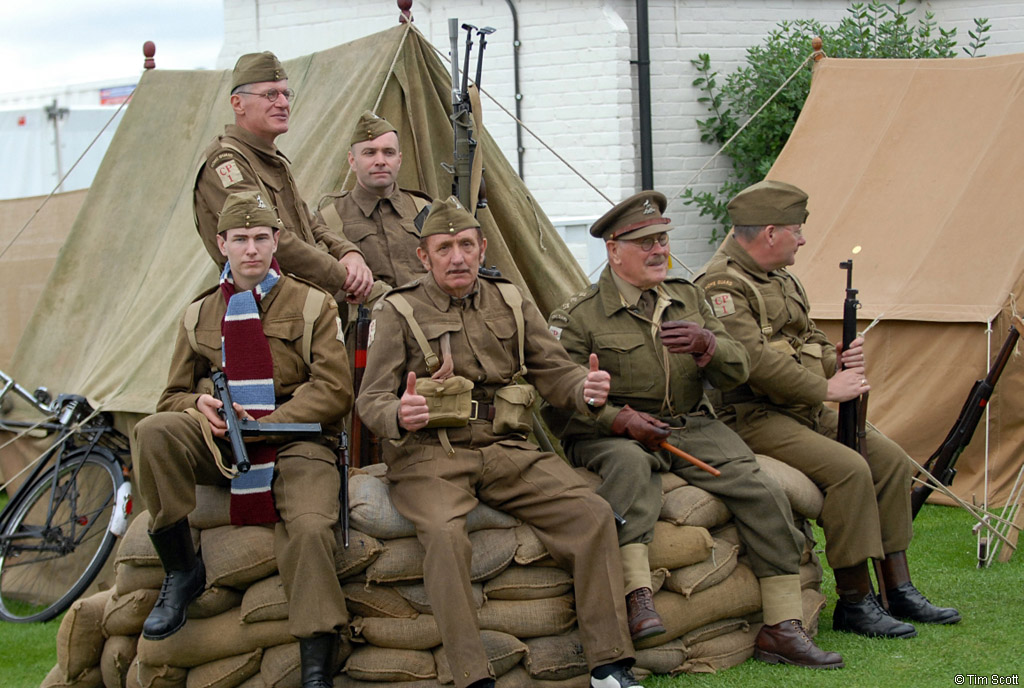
xmin=0 ymin=447 xmax=124 ymax=622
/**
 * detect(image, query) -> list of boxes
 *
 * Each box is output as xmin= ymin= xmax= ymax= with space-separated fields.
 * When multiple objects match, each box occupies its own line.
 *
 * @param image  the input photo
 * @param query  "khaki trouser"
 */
xmin=567 ymin=414 xmax=803 ymax=579
xmin=385 ymin=422 xmax=633 ymax=688
xmin=722 ymin=403 xmax=913 ymax=569
xmin=133 ymin=412 xmax=347 ymax=638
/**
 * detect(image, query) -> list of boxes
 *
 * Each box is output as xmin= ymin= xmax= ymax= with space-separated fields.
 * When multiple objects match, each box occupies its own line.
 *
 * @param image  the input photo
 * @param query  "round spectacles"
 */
xmin=236 ymin=88 xmax=295 ymax=103
xmin=623 ymin=232 xmax=669 ymax=252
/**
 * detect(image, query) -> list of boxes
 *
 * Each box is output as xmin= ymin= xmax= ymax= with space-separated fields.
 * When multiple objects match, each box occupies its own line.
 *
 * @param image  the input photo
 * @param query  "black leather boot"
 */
xmin=300 ymin=633 xmax=339 ymax=688
xmin=142 ymin=519 xmax=205 ymax=640
xmin=832 ymin=561 xmax=916 ymax=638
xmin=881 ymin=551 xmax=961 ymax=624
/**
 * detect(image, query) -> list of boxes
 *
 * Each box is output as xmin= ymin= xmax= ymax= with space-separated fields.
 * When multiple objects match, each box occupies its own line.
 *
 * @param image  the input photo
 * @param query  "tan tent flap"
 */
xmin=768 ymin=54 xmax=1024 ymax=508
xmin=0 ymin=190 xmax=84 ymax=368
xmin=8 ymin=25 xmax=585 ymax=416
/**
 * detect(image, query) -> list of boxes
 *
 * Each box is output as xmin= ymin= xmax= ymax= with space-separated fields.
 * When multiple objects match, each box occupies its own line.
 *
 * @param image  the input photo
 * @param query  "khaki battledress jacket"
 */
xmin=315 ymin=183 xmax=430 ymax=289
xmin=697 ymin=235 xmax=912 ymax=567
xmin=541 ymin=266 xmax=805 ymax=579
xmin=193 ymin=124 xmax=361 ymax=295
xmin=135 ymin=275 xmax=353 ymax=637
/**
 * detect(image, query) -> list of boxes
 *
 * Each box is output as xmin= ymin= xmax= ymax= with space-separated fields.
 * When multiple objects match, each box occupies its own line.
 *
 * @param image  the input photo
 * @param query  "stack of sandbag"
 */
xmin=41 ymin=454 xmax=826 ymax=687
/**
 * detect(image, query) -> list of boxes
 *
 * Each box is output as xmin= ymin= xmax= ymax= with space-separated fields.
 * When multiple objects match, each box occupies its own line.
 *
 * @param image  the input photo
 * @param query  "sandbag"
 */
xmin=344 ymin=646 xmax=437 ymax=682
xmin=478 ymin=595 xmax=576 ymax=639
xmin=661 ymin=537 xmax=738 ymax=597
xmin=365 ymin=528 xmax=516 ymax=584
xmin=137 ymin=609 xmax=293 ymax=668
xmin=497 ymin=666 xmax=590 ymax=688
xmin=136 ymin=660 xmax=188 ymax=688
xmin=754 ymin=454 xmax=824 ymax=520
xmin=201 ymin=525 xmax=277 ymax=589
xmin=343 ymin=581 xmax=418 ymax=619
xmin=647 ymin=522 xmax=714 ymax=571
xmin=101 ymin=635 xmax=138 ymax=688
xmin=333 ymin=528 xmax=384 ymax=579
xmin=512 ymin=525 xmax=550 ymax=565
xmin=115 ymin=562 xmax=165 ymax=595
xmin=103 ymin=588 xmax=159 ymax=638
xmin=523 ymin=631 xmax=587 ymax=680
xmin=40 ymin=664 xmax=103 ymax=688
xmin=185 ymin=649 xmax=262 ymax=688
xmin=191 ymin=586 xmax=245 ymax=620
xmin=659 ymin=486 xmax=730 ymax=528
xmin=679 ymin=624 xmax=758 ymax=674
xmin=115 ymin=511 xmax=198 ymax=568
xmin=57 ymin=588 xmax=113 ymax=678
xmin=483 ymin=565 xmax=572 ymax=601
xmin=395 ymin=582 xmax=483 ymax=615
xmin=353 ymin=613 xmax=442 ymax=650
xmin=435 ymin=630 xmax=527 ymax=684
xmin=241 ymin=576 xmax=288 ymax=623
xmin=634 ymin=638 xmax=687 ymax=675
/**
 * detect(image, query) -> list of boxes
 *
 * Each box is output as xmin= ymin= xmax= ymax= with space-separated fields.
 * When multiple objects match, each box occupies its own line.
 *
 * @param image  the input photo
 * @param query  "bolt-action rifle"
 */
xmin=350 ymin=304 xmax=377 ymax=468
xmin=210 ymin=371 xmax=322 ymax=474
xmin=910 ymin=318 xmax=1022 ymax=518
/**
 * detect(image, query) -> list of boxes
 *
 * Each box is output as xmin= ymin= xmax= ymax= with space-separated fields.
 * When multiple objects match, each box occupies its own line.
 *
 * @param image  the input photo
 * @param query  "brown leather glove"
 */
xmin=659 ymin=320 xmax=716 ymax=356
xmin=611 ymin=405 xmax=671 ymax=451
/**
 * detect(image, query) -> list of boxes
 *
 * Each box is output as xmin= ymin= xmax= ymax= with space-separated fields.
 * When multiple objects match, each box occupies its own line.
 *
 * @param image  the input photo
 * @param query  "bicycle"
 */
xmin=0 ymin=369 xmax=132 ymax=623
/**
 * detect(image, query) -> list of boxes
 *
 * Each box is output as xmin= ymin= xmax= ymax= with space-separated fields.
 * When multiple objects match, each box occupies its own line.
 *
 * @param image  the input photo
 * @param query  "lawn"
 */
xmin=1 ymin=499 xmax=1020 ymax=687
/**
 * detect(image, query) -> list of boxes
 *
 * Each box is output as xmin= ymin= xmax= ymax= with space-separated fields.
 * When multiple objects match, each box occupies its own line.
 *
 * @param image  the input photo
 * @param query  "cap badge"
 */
xmin=642 ymin=199 xmax=655 ymax=215
xmin=255 ymin=194 xmax=267 ymax=209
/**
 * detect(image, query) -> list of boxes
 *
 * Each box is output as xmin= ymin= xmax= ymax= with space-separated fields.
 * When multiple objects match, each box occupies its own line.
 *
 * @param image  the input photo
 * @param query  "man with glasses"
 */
xmin=542 ymin=191 xmax=843 ymax=669
xmin=193 ymin=51 xmax=373 ymax=303
xmin=697 ymin=180 xmax=960 ymax=639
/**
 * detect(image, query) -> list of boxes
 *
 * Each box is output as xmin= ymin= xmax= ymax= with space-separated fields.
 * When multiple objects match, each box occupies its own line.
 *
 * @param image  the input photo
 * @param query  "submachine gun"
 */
xmin=910 ymin=317 xmax=1022 ymax=519
xmin=210 ymin=371 xmax=322 ymax=474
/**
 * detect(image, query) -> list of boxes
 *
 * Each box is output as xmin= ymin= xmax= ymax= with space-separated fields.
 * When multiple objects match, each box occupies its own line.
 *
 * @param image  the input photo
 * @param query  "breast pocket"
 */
xmin=195 ymin=328 xmax=224 ymax=366
xmin=483 ymin=313 xmax=520 ymax=375
xmin=593 ymin=332 xmax=654 ymax=394
xmin=262 ymin=316 xmax=305 ymax=390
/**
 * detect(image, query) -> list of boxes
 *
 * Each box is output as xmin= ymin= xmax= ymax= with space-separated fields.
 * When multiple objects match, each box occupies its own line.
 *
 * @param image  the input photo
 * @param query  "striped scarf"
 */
xmin=220 ymin=258 xmax=282 ymax=525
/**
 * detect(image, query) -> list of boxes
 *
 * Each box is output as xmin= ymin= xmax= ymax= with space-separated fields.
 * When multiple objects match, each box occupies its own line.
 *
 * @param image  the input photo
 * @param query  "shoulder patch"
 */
xmin=709 ymin=292 xmax=736 ymax=318
xmin=702 ymin=278 xmax=736 ymax=289
xmin=549 ymin=325 xmax=563 ymax=340
xmin=560 ymin=284 xmax=599 ymax=313
xmin=367 ymin=319 xmax=376 ymax=348
xmin=215 ymin=159 xmax=245 ymax=189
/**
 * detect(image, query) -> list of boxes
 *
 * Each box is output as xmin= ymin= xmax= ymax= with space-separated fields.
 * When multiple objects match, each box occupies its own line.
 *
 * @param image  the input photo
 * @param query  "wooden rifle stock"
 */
xmin=350 ymin=305 xmax=377 ymax=467
xmin=910 ymin=320 xmax=1021 ymax=518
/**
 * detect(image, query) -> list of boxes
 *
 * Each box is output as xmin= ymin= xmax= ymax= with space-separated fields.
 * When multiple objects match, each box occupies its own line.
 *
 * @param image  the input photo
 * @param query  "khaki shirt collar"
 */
xmin=351 ymin=182 xmax=401 ymax=218
xmin=722 ymin=233 xmax=773 ymax=282
xmin=424 ymin=272 xmax=480 ymax=312
xmin=225 ymin=123 xmax=291 ymax=164
xmin=600 ymin=265 xmax=672 ymax=316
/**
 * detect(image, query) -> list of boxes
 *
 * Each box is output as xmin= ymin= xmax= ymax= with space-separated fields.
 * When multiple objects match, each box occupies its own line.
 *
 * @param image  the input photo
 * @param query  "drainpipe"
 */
xmin=504 ymin=0 xmax=525 ymax=179
xmin=633 ymin=0 xmax=654 ymax=189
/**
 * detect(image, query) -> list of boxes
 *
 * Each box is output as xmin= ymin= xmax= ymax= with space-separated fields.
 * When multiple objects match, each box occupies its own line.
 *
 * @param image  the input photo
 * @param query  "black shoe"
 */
xmin=142 ymin=520 xmax=206 ymax=640
xmin=300 ymin=633 xmax=339 ymax=688
xmin=591 ymin=662 xmax=641 ymax=688
xmin=833 ymin=593 xmax=917 ymax=638
xmin=886 ymin=582 xmax=961 ymax=625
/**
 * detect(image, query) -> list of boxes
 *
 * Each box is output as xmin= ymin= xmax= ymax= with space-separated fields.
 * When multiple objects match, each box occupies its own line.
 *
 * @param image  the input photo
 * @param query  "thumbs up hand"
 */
xmin=399 ymin=372 xmax=430 ymax=431
xmin=582 ymin=353 xmax=610 ymax=408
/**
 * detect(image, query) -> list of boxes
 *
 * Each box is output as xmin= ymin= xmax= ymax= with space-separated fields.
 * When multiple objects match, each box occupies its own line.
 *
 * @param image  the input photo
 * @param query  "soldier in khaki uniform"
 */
xmin=697 ymin=180 xmax=960 ymax=639
xmin=193 ymin=51 xmax=373 ymax=303
xmin=543 ymin=191 xmax=843 ymax=670
xmin=356 ymin=197 xmax=640 ymax=688
xmin=315 ymin=111 xmax=431 ymax=292
xmin=134 ymin=192 xmax=352 ymax=688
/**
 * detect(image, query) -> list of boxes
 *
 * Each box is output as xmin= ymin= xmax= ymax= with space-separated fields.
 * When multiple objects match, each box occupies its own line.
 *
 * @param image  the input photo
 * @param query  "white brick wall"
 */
xmin=219 ymin=0 xmax=1024 ymax=274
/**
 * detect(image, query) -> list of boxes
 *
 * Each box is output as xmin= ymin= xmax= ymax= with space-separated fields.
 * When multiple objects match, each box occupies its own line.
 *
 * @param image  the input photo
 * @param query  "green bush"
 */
xmin=685 ymin=0 xmax=992 ymax=243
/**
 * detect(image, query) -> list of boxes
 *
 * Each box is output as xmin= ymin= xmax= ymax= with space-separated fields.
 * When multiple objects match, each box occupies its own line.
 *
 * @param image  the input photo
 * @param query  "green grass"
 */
xmin=0 ymin=498 xmax=1020 ymax=686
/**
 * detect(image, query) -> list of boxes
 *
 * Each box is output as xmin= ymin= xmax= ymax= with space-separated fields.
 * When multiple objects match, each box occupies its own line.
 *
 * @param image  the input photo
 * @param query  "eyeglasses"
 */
xmin=236 ymin=88 xmax=295 ymax=103
xmin=622 ymin=232 xmax=669 ymax=252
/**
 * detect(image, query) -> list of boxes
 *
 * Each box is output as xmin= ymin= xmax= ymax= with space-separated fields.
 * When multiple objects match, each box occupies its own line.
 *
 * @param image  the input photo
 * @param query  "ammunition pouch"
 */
xmin=493 ymin=383 xmax=537 ymax=435
xmin=416 ymin=375 xmax=474 ymax=428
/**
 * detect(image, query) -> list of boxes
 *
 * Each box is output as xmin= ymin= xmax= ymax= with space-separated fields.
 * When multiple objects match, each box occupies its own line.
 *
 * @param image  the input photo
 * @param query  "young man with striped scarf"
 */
xmin=134 ymin=191 xmax=353 ymax=687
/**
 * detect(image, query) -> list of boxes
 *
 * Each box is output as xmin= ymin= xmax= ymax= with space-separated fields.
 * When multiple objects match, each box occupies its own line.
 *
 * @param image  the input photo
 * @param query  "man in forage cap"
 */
xmin=193 ymin=51 xmax=373 ymax=304
xmin=135 ymin=191 xmax=353 ymax=687
xmin=543 ymin=190 xmax=844 ymax=668
xmin=698 ymin=180 xmax=961 ymax=641
xmin=357 ymin=196 xmax=643 ymax=688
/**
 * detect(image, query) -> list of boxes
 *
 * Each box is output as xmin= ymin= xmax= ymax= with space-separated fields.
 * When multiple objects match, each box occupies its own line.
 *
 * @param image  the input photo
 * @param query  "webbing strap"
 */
xmin=183 ymin=300 xmax=203 ymax=354
xmin=300 ymin=288 xmax=326 ymax=367
xmin=494 ymin=281 xmax=528 ymax=379
xmin=386 ymin=293 xmax=441 ymax=374
xmin=726 ymin=267 xmax=772 ymax=338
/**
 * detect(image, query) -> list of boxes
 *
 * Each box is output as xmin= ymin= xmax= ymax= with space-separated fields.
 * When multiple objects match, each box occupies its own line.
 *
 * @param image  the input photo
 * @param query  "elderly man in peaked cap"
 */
xmin=356 ymin=196 xmax=642 ymax=688
xmin=135 ymin=190 xmax=353 ymax=687
xmin=193 ymin=51 xmax=373 ymax=304
xmin=697 ymin=179 xmax=961 ymax=640
xmin=542 ymin=190 xmax=843 ymax=669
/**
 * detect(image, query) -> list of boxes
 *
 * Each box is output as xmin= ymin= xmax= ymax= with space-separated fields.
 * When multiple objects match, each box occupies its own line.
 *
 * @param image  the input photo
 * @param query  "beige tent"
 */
xmin=768 ymin=54 xmax=1024 ymax=509
xmin=0 ymin=190 xmax=84 ymax=369
xmin=5 ymin=24 xmax=584 ymax=431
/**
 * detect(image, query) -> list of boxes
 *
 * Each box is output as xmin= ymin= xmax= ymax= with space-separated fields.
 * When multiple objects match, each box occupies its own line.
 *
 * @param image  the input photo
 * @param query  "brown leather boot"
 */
xmin=755 ymin=619 xmax=844 ymax=669
xmin=625 ymin=587 xmax=665 ymax=641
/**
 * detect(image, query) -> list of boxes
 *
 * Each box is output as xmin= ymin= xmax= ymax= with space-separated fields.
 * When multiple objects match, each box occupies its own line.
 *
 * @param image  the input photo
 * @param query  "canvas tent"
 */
xmin=5 ymin=24 xmax=585 ymax=441
xmin=768 ymin=53 xmax=1024 ymax=509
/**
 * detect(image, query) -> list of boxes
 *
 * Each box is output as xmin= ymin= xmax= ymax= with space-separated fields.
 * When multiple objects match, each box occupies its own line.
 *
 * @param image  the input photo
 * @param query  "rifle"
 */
xmin=350 ymin=304 xmax=377 ymax=467
xmin=836 ymin=260 xmax=864 ymax=453
xmin=910 ymin=319 xmax=1022 ymax=518
xmin=442 ymin=19 xmax=494 ymax=212
xmin=210 ymin=371 xmax=322 ymax=473
xmin=338 ymin=430 xmax=350 ymax=548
